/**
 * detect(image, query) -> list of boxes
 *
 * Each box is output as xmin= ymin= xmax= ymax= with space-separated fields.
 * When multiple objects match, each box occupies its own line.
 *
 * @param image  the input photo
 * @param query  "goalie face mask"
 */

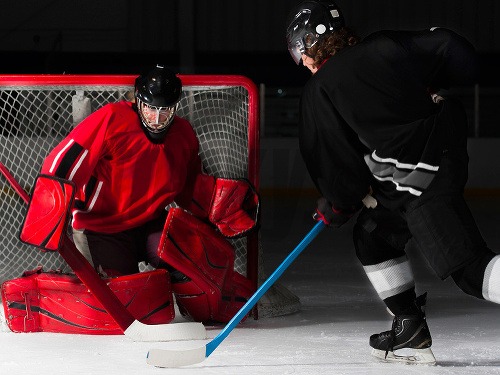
xmin=137 ymin=100 xmax=178 ymax=136
xmin=134 ymin=64 xmax=182 ymax=141
xmin=286 ymin=0 xmax=345 ymax=65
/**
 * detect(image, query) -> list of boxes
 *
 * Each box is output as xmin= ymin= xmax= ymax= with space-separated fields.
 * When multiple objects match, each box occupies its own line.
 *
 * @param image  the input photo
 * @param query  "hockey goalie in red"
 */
xmin=10 ymin=65 xmax=259 ymax=334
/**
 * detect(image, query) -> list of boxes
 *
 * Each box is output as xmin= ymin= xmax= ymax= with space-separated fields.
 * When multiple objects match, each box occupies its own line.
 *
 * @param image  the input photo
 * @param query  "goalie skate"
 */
xmin=369 ymin=293 xmax=436 ymax=365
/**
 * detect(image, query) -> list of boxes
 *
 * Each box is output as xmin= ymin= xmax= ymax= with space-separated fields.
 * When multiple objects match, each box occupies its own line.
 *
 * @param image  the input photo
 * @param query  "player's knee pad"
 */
xmin=353 ymin=220 xmax=408 ymax=266
xmin=353 ymin=222 xmax=390 ymax=266
xmin=157 ymin=208 xmax=253 ymax=323
xmin=353 ymin=222 xmax=373 ymax=265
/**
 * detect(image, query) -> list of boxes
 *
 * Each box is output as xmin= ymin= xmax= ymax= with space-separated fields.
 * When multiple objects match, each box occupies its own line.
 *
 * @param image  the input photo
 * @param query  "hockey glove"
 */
xmin=313 ymin=197 xmax=357 ymax=228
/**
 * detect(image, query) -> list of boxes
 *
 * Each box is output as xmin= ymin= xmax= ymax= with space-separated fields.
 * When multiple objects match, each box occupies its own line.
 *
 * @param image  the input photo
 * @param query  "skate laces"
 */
xmin=385 ymin=316 xmax=398 ymax=358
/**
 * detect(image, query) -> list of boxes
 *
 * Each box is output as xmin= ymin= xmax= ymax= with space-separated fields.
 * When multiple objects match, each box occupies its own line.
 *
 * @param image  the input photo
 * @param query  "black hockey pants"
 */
xmin=353 ymin=100 xmax=496 ymax=309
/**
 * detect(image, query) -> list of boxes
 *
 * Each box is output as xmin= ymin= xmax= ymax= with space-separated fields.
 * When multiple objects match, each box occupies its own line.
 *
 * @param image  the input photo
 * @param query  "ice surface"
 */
xmin=1 ymin=195 xmax=499 ymax=374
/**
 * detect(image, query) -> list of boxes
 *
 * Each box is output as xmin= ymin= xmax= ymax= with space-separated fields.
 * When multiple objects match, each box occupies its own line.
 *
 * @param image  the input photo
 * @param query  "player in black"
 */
xmin=286 ymin=0 xmax=500 ymax=364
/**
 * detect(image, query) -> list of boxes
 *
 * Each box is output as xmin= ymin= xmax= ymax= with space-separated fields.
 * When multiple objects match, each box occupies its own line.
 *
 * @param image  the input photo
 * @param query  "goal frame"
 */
xmin=0 ymin=73 xmax=260 ymax=293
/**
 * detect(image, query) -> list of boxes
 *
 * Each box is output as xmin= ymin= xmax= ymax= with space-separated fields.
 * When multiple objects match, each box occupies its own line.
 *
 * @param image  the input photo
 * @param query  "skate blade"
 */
xmin=371 ymin=348 xmax=436 ymax=365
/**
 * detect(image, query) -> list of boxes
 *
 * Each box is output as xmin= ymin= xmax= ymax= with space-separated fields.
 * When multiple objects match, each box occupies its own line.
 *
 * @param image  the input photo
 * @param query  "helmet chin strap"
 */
xmin=141 ymin=122 xmax=170 ymax=143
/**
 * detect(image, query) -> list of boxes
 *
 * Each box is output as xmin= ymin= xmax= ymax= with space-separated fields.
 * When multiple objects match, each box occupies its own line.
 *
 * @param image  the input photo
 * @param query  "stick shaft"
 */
xmin=205 ymin=220 xmax=325 ymax=357
xmin=0 ymin=163 xmax=30 ymax=203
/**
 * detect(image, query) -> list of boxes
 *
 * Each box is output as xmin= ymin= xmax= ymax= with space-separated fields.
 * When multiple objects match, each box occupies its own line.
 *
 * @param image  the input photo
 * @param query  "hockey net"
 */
xmin=0 ymin=74 xmax=299 ymax=318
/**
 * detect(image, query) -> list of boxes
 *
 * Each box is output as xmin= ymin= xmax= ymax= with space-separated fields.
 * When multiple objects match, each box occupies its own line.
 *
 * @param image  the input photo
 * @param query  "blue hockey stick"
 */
xmin=147 ymin=220 xmax=326 ymax=367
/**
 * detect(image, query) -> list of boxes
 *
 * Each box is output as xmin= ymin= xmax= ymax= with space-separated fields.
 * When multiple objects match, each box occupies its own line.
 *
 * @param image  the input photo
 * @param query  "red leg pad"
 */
xmin=1 ymin=269 xmax=174 ymax=334
xmin=172 ymin=278 xmax=211 ymax=323
xmin=157 ymin=208 xmax=254 ymax=323
xmin=216 ymin=271 xmax=254 ymax=323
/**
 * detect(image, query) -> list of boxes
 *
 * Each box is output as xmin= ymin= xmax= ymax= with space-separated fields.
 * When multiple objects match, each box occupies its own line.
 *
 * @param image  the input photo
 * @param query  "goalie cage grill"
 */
xmin=0 ymin=74 xmax=300 ymax=319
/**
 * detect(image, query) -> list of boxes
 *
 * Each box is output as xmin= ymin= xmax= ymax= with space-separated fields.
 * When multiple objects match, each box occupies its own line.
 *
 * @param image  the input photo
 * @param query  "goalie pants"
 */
xmin=353 ymin=139 xmax=497 ymax=314
xmin=72 ymin=212 xmax=170 ymax=276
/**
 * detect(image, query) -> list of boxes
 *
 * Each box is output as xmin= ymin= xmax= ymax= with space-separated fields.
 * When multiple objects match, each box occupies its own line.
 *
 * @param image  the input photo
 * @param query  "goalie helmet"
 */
xmin=134 ymin=64 xmax=182 ymax=141
xmin=286 ymin=0 xmax=345 ymax=65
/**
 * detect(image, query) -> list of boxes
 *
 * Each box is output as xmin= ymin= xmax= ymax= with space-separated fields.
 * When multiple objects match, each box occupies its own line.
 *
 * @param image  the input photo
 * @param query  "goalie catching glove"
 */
xmin=181 ymin=173 xmax=259 ymax=238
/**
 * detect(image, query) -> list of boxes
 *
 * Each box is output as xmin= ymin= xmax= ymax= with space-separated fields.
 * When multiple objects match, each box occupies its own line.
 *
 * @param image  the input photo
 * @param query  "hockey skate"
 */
xmin=370 ymin=293 xmax=436 ymax=365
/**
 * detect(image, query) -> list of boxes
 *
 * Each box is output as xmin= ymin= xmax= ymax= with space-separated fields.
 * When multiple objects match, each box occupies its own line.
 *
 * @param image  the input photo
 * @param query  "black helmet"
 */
xmin=286 ymin=1 xmax=345 ymax=65
xmin=134 ymin=64 xmax=182 ymax=141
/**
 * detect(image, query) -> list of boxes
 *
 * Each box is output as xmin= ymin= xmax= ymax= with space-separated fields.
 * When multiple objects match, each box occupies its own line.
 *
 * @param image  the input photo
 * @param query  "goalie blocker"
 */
xmin=19 ymin=174 xmax=75 ymax=251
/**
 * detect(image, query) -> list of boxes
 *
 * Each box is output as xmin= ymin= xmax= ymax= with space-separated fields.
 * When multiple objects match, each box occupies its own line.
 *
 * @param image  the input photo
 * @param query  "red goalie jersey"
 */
xmin=41 ymin=100 xmax=201 ymax=234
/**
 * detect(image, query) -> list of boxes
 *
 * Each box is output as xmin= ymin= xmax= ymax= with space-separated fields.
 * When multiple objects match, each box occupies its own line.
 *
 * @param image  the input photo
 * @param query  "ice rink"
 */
xmin=1 ymin=193 xmax=500 ymax=374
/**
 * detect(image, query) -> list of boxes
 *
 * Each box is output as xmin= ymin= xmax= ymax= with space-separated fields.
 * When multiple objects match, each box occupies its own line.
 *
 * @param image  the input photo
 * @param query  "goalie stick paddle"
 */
xmin=0 ymin=162 xmax=206 ymax=342
xmin=146 ymin=220 xmax=326 ymax=367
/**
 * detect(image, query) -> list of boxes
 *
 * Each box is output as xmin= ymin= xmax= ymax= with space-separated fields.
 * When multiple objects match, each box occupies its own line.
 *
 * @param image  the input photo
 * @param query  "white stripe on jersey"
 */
xmin=49 ymin=139 xmax=75 ymax=173
xmin=68 ymin=150 xmax=88 ymax=181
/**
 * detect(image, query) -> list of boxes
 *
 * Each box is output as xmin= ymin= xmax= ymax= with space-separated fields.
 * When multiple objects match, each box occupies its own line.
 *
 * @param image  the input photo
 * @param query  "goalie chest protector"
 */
xmin=1 ymin=269 xmax=174 ymax=334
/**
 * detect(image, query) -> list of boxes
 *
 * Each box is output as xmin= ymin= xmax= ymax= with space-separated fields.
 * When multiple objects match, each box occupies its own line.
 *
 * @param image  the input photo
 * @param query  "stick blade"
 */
xmin=147 ymin=346 xmax=207 ymax=367
xmin=125 ymin=320 xmax=206 ymax=342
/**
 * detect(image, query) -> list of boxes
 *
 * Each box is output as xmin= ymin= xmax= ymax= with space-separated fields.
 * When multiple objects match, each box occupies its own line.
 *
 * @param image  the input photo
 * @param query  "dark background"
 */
xmin=1 ymin=0 xmax=499 ymax=135
xmin=1 ymin=0 xmax=499 ymax=83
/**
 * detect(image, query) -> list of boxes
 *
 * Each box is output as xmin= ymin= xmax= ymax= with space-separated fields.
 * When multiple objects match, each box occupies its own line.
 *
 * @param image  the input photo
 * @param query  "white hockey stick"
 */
xmin=147 ymin=220 xmax=326 ymax=367
xmin=0 ymin=162 xmax=206 ymax=342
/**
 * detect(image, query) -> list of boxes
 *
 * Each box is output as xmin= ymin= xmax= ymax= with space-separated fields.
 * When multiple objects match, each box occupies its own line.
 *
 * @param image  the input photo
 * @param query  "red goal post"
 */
xmin=0 ymin=74 xmax=259 ymax=290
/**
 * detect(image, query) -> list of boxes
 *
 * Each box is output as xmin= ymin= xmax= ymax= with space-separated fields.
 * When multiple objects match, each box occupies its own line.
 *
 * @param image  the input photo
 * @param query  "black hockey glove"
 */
xmin=312 ymin=197 xmax=357 ymax=228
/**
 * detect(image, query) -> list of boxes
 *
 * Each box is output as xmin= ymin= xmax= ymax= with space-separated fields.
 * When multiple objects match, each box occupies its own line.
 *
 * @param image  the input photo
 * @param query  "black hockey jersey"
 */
xmin=299 ymin=28 xmax=477 ymax=210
